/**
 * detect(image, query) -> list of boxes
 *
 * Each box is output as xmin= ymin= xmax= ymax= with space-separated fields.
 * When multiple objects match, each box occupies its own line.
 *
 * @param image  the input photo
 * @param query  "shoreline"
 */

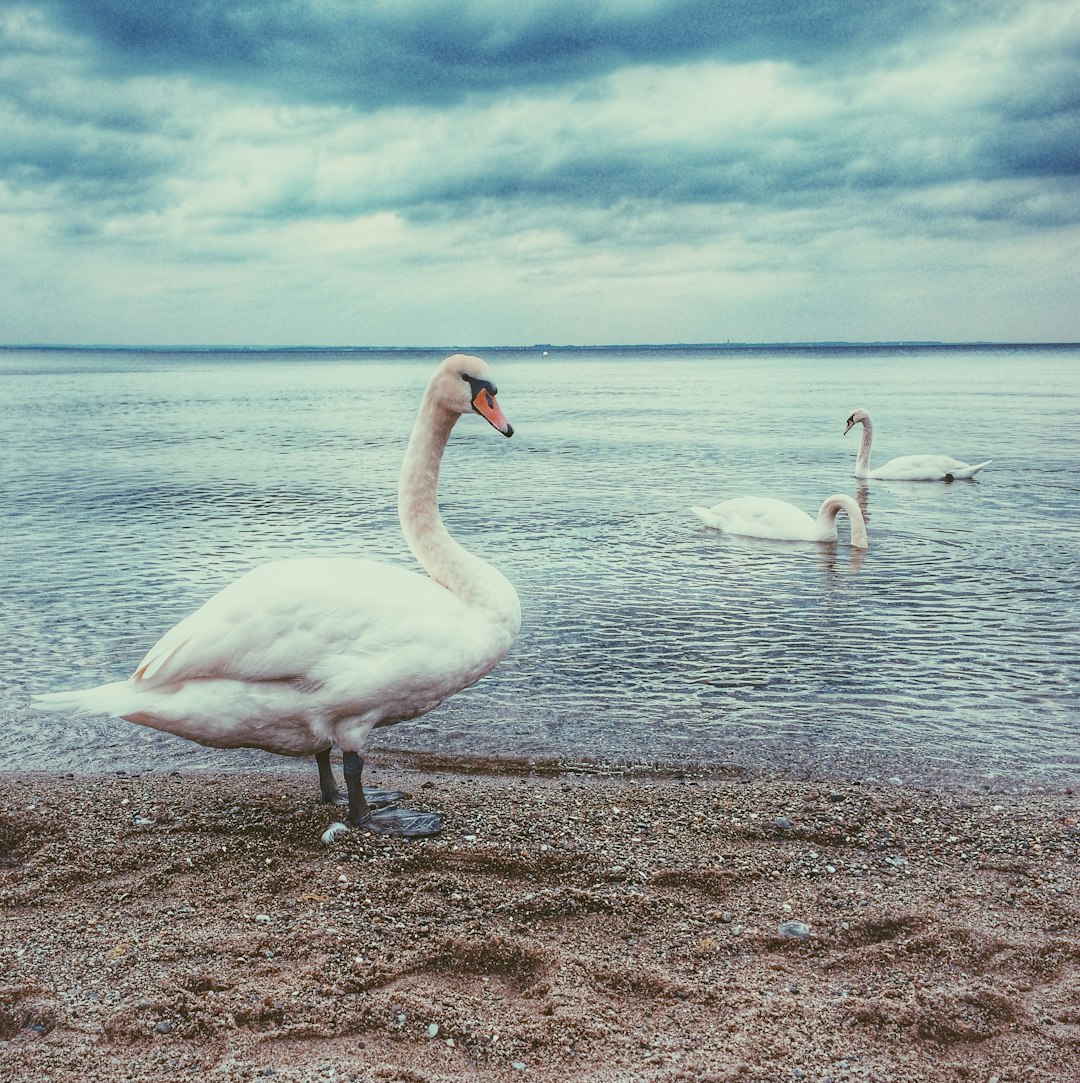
xmin=5 ymin=740 xmax=1075 ymax=797
xmin=2 ymin=763 xmax=1078 ymax=1082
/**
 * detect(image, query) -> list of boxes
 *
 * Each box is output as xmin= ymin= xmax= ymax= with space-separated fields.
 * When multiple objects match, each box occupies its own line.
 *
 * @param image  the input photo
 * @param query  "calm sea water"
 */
xmin=1 ymin=345 xmax=1077 ymax=790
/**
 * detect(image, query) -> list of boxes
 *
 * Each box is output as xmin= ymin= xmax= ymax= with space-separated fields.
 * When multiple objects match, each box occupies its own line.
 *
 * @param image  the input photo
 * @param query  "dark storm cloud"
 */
xmin=0 ymin=84 xmax=182 ymax=222
xmin=43 ymin=0 xmax=981 ymax=106
xmin=20 ymin=0 xmax=1072 ymax=225
xmin=2 ymin=0 xmax=1077 ymax=344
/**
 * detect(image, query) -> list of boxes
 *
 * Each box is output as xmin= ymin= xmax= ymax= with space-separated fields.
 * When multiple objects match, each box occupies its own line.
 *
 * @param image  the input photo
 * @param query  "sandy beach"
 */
xmin=1 ymin=755 xmax=1077 ymax=1082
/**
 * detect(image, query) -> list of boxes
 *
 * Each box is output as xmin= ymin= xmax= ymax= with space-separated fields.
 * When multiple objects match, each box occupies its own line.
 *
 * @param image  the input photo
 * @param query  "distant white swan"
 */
xmin=844 ymin=409 xmax=992 ymax=481
xmin=34 ymin=355 xmax=521 ymax=839
xmin=691 ymin=494 xmax=869 ymax=549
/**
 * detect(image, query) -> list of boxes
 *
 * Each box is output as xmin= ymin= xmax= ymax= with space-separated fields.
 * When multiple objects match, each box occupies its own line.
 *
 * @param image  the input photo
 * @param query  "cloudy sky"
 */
xmin=2 ymin=1 xmax=1077 ymax=346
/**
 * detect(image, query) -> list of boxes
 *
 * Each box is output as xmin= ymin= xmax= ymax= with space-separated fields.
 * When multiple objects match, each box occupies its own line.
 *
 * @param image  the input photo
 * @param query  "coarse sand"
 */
xmin=1 ymin=755 xmax=1078 ymax=1082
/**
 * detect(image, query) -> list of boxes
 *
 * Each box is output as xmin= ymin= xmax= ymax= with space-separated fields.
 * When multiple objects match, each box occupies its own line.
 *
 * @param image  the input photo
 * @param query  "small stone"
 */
xmin=774 ymin=816 xmax=794 ymax=831
xmin=154 ymin=1020 xmax=173 ymax=1034
xmin=778 ymin=921 xmax=811 ymax=938
xmin=511 ymin=1063 xmax=526 ymax=1071
xmin=427 ymin=1023 xmax=439 ymax=1038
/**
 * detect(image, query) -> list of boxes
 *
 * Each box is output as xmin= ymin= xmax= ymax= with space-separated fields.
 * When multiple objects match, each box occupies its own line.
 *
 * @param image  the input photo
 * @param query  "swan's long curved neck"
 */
xmin=854 ymin=418 xmax=874 ymax=476
xmin=817 ymin=495 xmax=868 ymax=549
xmin=397 ymin=394 xmax=520 ymax=631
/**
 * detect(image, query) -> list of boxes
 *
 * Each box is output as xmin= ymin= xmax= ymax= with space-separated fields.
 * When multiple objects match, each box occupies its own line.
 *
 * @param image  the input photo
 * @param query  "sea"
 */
xmin=1 ymin=344 xmax=1077 ymax=792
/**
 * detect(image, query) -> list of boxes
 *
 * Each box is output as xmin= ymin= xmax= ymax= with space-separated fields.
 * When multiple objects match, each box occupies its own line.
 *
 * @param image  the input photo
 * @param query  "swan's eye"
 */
xmin=463 ymin=374 xmax=497 ymax=400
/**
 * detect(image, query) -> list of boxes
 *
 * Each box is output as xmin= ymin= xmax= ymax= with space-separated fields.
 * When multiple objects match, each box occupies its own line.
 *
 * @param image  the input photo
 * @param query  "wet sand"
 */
xmin=1 ymin=756 xmax=1078 ymax=1082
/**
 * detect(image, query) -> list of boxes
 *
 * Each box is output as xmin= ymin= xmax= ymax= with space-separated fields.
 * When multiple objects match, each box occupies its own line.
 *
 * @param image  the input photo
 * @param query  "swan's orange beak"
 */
xmin=472 ymin=386 xmax=514 ymax=437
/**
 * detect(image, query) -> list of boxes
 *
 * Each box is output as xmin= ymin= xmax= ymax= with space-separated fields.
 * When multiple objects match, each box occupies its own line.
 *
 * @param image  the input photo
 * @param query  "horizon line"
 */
xmin=3 ymin=339 xmax=1078 ymax=353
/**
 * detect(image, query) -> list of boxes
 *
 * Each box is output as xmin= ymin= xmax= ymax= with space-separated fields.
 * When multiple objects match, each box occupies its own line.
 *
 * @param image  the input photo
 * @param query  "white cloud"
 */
xmin=0 ymin=0 xmax=1076 ymax=344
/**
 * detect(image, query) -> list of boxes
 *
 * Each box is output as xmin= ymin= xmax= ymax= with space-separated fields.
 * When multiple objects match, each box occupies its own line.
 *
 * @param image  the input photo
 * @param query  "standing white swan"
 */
xmin=690 ymin=494 xmax=869 ymax=549
xmin=34 ymin=355 xmax=520 ymax=838
xmin=844 ymin=409 xmax=992 ymax=481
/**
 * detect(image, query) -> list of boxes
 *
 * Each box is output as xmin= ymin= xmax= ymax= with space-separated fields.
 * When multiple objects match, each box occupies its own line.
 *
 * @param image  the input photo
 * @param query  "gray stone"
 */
xmin=778 ymin=921 xmax=811 ymax=938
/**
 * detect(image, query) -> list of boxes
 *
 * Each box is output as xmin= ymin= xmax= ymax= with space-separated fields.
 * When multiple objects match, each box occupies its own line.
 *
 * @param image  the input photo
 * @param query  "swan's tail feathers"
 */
xmin=966 ymin=459 xmax=993 ymax=477
xmin=33 ymin=681 xmax=131 ymax=717
xmin=690 ymin=505 xmax=721 ymax=527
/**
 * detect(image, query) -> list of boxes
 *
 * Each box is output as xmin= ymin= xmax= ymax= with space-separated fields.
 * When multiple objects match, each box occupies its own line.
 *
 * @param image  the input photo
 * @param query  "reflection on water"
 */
xmin=1 ymin=345 xmax=1078 ymax=790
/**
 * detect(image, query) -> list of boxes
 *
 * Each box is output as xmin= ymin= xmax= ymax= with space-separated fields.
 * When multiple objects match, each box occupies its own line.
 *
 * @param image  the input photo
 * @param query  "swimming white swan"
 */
xmin=844 ymin=409 xmax=992 ymax=481
xmin=691 ymin=494 xmax=869 ymax=549
xmin=35 ymin=354 xmax=520 ymax=838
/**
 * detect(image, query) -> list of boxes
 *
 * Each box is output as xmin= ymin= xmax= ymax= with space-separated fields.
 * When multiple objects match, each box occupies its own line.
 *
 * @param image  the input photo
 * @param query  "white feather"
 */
xmin=691 ymin=494 xmax=868 ymax=548
xmin=34 ymin=354 xmax=521 ymax=761
xmin=844 ymin=409 xmax=992 ymax=481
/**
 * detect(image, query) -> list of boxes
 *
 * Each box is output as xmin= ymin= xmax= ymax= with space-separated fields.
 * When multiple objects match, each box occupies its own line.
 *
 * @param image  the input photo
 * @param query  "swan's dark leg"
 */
xmin=342 ymin=750 xmax=441 ymax=838
xmin=316 ymin=748 xmax=343 ymax=804
xmin=315 ymin=748 xmax=407 ymax=809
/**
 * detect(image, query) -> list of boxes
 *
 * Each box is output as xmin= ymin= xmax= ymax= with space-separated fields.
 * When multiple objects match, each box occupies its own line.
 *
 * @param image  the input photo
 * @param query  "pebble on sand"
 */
xmin=778 ymin=921 xmax=812 ymax=938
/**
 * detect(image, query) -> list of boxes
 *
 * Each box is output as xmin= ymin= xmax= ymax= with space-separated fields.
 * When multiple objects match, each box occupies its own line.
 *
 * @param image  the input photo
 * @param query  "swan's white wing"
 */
xmin=871 ymin=454 xmax=989 ymax=481
xmin=133 ymin=557 xmax=465 ymax=689
xmin=694 ymin=497 xmax=817 ymax=541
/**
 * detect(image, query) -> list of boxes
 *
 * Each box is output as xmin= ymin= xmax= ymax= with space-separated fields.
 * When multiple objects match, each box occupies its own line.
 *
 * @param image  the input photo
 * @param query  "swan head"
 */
xmin=433 ymin=354 xmax=513 ymax=437
xmin=844 ymin=408 xmax=870 ymax=435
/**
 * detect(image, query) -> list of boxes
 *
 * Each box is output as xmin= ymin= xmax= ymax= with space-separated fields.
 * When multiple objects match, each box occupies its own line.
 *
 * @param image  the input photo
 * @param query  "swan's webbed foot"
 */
xmin=318 ymin=785 xmax=410 ymax=809
xmin=322 ymin=787 xmax=410 ymax=809
xmin=363 ymin=787 xmax=410 ymax=807
xmin=342 ymin=750 xmax=442 ymax=839
xmin=316 ymin=749 xmax=406 ymax=809
xmin=356 ymin=807 xmax=443 ymax=838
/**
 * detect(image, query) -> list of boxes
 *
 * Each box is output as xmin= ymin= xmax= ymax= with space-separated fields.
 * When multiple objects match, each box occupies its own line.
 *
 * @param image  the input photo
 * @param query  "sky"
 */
xmin=1 ymin=1 xmax=1077 ymax=346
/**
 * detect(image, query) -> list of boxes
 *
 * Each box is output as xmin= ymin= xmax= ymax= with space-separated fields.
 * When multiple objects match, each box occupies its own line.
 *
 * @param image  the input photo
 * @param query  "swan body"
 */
xmin=35 ymin=354 xmax=519 ymax=836
xmin=691 ymin=494 xmax=869 ymax=549
xmin=38 ymin=557 xmax=515 ymax=756
xmin=844 ymin=409 xmax=991 ymax=481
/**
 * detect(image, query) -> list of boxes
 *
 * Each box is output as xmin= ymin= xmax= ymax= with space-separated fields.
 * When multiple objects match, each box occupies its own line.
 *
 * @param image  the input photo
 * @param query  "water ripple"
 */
xmin=2 ymin=347 xmax=1078 ymax=789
